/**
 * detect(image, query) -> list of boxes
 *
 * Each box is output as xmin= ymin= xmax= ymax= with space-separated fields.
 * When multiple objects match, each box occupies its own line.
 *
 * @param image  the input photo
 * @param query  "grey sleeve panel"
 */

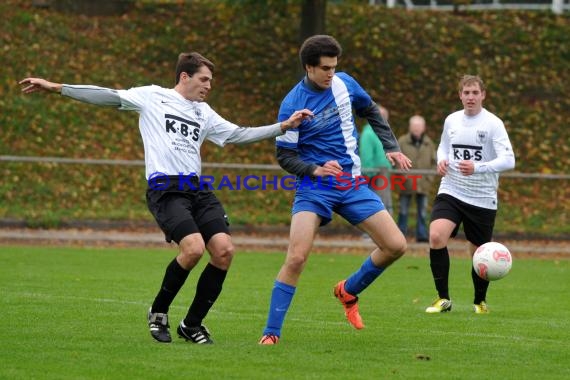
xmin=225 ymin=123 xmax=282 ymax=144
xmin=356 ymin=101 xmax=400 ymax=153
xmin=276 ymin=146 xmax=317 ymax=177
xmin=61 ymin=84 xmax=122 ymax=107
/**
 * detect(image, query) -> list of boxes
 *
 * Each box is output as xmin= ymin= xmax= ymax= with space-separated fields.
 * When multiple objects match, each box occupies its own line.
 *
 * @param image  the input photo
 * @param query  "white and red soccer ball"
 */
xmin=473 ymin=242 xmax=513 ymax=281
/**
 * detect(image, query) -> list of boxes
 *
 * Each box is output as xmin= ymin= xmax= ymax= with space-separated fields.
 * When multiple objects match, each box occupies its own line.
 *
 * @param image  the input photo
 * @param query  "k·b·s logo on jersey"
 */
xmin=164 ymin=113 xmax=201 ymax=141
xmin=452 ymin=144 xmax=483 ymax=161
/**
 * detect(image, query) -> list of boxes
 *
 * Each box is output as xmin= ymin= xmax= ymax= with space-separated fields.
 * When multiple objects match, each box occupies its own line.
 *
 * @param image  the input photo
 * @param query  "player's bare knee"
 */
xmin=429 ymin=230 xmax=447 ymax=248
xmin=392 ymin=240 xmax=407 ymax=259
xmin=177 ymin=247 xmax=205 ymax=269
xmin=177 ymin=236 xmax=206 ymax=267
xmin=211 ymin=244 xmax=235 ymax=268
xmin=284 ymin=253 xmax=308 ymax=274
xmin=380 ymin=238 xmax=406 ymax=261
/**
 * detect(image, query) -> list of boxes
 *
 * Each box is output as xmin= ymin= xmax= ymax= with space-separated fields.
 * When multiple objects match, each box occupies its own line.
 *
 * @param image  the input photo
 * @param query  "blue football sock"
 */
xmin=344 ymin=256 xmax=385 ymax=295
xmin=262 ymin=280 xmax=296 ymax=337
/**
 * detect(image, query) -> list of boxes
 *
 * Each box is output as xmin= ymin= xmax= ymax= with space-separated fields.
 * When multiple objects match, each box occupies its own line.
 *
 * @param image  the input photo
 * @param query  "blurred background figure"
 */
xmin=396 ymin=115 xmax=436 ymax=242
xmin=359 ymin=105 xmax=393 ymax=214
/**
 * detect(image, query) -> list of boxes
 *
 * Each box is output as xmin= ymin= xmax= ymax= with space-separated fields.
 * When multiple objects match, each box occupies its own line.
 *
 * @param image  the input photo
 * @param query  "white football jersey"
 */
xmin=116 ymin=85 xmax=278 ymax=179
xmin=437 ymin=108 xmax=515 ymax=210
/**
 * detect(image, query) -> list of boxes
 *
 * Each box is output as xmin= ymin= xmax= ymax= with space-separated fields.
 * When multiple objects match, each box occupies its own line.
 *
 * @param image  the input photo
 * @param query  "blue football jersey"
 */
xmin=276 ymin=72 xmax=372 ymax=185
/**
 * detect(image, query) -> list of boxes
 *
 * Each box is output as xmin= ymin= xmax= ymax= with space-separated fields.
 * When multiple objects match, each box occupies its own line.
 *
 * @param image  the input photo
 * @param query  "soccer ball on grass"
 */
xmin=473 ymin=242 xmax=513 ymax=281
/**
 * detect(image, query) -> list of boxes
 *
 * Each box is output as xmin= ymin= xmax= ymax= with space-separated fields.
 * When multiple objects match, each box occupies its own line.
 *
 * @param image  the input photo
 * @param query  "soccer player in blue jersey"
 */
xmin=259 ymin=35 xmax=413 ymax=345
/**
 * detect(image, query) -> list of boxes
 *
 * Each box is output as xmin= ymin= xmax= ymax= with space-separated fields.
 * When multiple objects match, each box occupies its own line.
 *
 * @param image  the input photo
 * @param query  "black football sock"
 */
xmin=430 ymin=247 xmax=450 ymax=299
xmin=151 ymin=258 xmax=190 ymax=314
xmin=472 ymin=267 xmax=490 ymax=304
xmin=184 ymin=263 xmax=227 ymax=327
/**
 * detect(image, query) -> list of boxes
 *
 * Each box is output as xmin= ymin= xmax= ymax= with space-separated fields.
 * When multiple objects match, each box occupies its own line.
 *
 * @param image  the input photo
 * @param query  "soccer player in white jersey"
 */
xmin=258 ymin=35 xmax=412 ymax=345
xmin=425 ymin=75 xmax=515 ymax=315
xmin=20 ymin=52 xmax=312 ymax=344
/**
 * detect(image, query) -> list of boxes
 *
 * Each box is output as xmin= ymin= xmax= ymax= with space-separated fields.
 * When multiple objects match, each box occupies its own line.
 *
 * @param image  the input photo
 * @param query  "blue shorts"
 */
xmin=292 ymin=184 xmax=385 ymax=226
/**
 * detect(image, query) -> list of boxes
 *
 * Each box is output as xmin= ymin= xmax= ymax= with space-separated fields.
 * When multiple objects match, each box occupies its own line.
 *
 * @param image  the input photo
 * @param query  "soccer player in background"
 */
xmin=258 ymin=35 xmax=412 ymax=345
xmin=425 ymin=75 xmax=515 ymax=314
xmin=20 ymin=52 xmax=312 ymax=344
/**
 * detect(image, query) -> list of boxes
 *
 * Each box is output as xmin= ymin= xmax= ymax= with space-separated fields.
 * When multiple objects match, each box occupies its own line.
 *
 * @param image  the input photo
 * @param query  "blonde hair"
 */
xmin=458 ymin=74 xmax=486 ymax=92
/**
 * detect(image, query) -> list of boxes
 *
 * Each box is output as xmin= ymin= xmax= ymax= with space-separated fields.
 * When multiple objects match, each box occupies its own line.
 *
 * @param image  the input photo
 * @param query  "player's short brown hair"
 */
xmin=175 ymin=52 xmax=215 ymax=84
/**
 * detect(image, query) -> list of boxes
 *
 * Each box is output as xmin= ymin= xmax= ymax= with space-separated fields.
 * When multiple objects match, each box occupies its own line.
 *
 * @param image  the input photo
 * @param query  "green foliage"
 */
xmin=1 ymin=1 xmax=568 ymax=234
xmin=1 ymin=246 xmax=569 ymax=379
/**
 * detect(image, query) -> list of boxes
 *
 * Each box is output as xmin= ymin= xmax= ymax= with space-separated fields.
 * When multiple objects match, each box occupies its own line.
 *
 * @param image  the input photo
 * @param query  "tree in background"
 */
xmin=300 ymin=0 xmax=327 ymax=42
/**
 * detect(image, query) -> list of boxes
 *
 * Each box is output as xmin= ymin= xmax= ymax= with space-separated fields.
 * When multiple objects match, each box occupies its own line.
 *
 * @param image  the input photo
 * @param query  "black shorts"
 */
xmin=430 ymin=193 xmax=496 ymax=246
xmin=146 ymin=176 xmax=230 ymax=244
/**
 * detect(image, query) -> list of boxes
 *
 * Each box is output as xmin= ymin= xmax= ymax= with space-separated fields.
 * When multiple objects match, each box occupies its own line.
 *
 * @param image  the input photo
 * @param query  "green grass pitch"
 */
xmin=1 ymin=245 xmax=568 ymax=379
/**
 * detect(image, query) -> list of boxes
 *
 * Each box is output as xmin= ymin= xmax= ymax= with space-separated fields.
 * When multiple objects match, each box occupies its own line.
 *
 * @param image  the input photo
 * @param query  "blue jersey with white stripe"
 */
xmin=276 ymin=72 xmax=372 ymax=185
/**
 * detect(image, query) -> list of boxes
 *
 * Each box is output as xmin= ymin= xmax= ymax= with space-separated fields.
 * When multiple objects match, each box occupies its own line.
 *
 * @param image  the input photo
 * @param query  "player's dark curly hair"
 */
xmin=175 ymin=52 xmax=215 ymax=84
xmin=299 ymin=35 xmax=342 ymax=70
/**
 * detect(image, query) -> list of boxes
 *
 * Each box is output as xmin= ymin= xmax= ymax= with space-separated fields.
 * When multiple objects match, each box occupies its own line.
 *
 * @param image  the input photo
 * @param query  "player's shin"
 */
xmin=262 ymin=280 xmax=296 ymax=336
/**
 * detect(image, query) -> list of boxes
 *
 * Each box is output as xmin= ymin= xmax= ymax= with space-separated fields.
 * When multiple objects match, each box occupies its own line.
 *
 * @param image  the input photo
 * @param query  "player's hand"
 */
xmin=313 ymin=160 xmax=343 ymax=177
xmin=19 ymin=78 xmax=62 ymax=94
xmin=280 ymin=109 xmax=314 ymax=132
xmin=458 ymin=160 xmax=475 ymax=176
xmin=437 ymin=160 xmax=449 ymax=176
xmin=386 ymin=152 xmax=412 ymax=171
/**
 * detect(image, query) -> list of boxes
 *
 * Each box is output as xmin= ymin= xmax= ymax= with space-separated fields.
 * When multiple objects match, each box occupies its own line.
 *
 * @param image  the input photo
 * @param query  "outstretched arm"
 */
xmin=225 ymin=109 xmax=313 ymax=144
xmin=20 ymin=78 xmax=62 ymax=94
xmin=20 ymin=77 xmax=121 ymax=106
